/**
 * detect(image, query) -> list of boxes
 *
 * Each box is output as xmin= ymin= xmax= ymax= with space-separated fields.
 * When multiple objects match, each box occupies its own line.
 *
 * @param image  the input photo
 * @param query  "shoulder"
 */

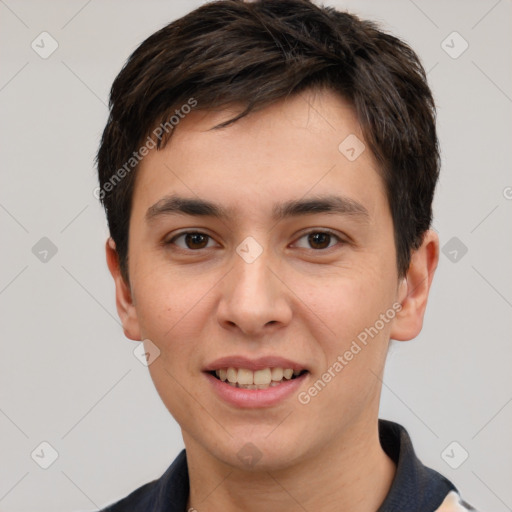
xmin=100 ymin=449 xmax=189 ymax=512
xmin=435 ymin=490 xmax=482 ymax=511
xmin=101 ymin=479 xmax=158 ymax=511
xmin=378 ymin=420 xmax=482 ymax=512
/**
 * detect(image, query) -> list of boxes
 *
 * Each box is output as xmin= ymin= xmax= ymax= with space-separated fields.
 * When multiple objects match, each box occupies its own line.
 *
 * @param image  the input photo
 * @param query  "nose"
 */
xmin=216 ymin=248 xmax=292 ymax=337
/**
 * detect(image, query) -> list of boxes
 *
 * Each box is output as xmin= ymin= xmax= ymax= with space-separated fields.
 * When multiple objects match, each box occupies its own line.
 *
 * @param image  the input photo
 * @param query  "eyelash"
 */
xmin=166 ymin=229 xmax=345 ymax=252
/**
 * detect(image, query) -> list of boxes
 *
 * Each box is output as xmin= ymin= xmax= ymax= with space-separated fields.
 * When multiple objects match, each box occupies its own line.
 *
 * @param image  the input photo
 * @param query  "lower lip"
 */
xmin=204 ymin=372 xmax=308 ymax=408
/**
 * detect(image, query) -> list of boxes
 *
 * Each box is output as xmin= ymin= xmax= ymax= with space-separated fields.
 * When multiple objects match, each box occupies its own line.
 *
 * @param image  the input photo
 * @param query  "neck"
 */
xmin=184 ymin=418 xmax=396 ymax=512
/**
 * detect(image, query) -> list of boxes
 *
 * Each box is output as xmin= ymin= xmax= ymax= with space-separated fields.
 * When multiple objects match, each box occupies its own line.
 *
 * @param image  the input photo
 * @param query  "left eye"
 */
xmin=293 ymin=231 xmax=342 ymax=250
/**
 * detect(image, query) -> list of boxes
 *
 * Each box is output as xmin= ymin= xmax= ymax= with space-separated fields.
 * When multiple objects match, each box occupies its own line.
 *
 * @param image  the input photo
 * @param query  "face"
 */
xmin=107 ymin=88 xmax=436 ymax=471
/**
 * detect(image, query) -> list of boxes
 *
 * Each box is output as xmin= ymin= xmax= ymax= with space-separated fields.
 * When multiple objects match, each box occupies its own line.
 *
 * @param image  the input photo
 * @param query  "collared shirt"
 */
xmin=101 ymin=419 xmax=480 ymax=512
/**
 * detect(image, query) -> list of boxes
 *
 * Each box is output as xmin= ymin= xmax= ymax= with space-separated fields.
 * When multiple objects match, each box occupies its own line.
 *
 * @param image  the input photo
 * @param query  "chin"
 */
xmin=210 ymin=433 xmax=308 ymax=473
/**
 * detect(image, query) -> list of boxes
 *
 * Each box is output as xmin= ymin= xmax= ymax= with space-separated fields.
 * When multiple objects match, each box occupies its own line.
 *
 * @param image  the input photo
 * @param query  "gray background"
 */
xmin=0 ymin=0 xmax=511 ymax=510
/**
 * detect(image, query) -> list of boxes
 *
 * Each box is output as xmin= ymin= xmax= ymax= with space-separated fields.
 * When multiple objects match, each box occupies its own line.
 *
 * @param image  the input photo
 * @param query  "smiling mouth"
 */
xmin=208 ymin=367 xmax=309 ymax=389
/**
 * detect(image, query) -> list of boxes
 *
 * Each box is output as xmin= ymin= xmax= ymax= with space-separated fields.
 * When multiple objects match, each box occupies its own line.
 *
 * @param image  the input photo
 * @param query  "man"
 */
xmin=96 ymin=0 xmax=479 ymax=510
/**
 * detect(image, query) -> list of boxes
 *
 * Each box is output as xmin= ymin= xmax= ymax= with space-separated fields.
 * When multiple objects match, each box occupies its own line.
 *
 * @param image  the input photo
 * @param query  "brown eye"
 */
xmin=169 ymin=232 xmax=216 ymax=250
xmin=294 ymin=230 xmax=341 ymax=250
xmin=184 ymin=233 xmax=209 ymax=249
xmin=308 ymin=232 xmax=332 ymax=249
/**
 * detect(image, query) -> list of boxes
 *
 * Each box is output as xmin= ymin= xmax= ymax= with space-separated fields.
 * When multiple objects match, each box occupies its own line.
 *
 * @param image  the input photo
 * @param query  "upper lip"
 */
xmin=203 ymin=355 xmax=308 ymax=372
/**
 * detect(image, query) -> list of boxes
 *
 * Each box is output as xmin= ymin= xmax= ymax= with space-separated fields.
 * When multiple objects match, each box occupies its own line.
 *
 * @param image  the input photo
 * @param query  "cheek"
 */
xmin=131 ymin=266 xmax=211 ymax=365
xmin=296 ymin=258 xmax=396 ymax=405
xmin=132 ymin=270 xmax=213 ymax=425
xmin=297 ymin=260 xmax=392 ymax=340
xmin=295 ymin=273 xmax=394 ymax=429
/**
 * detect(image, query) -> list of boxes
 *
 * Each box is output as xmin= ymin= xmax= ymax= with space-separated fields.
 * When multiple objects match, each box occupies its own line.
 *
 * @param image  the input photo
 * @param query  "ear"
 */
xmin=105 ymin=237 xmax=141 ymax=341
xmin=390 ymin=229 xmax=440 ymax=341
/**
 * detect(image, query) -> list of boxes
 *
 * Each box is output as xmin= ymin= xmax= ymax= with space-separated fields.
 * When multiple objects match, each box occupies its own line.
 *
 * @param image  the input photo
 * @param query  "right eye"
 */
xmin=167 ymin=231 xmax=219 ymax=251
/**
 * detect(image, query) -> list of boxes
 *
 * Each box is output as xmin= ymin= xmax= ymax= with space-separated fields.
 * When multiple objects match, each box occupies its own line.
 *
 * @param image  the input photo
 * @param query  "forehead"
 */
xmin=132 ymin=89 xmax=387 ymax=222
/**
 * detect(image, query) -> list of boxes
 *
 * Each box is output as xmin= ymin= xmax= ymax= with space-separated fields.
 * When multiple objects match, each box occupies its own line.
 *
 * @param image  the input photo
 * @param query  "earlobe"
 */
xmin=390 ymin=229 xmax=440 ymax=342
xmin=105 ymin=237 xmax=142 ymax=341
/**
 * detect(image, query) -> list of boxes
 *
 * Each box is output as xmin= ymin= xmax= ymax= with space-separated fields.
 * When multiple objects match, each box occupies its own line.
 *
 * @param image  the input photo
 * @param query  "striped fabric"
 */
xmin=435 ymin=490 xmax=480 ymax=511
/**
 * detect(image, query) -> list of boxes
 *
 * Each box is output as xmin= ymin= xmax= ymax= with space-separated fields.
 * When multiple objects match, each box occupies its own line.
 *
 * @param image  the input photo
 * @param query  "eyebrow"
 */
xmin=146 ymin=194 xmax=370 ymax=223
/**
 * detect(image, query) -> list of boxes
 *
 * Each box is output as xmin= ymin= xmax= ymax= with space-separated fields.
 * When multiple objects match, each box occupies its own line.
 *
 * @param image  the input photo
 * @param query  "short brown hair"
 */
xmin=97 ymin=0 xmax=439 ymax=281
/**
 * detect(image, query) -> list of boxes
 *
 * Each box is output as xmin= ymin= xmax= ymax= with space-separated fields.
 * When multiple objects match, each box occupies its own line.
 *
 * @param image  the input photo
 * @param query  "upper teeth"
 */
xmin=215 ymin=367 xmax=302 ymax=386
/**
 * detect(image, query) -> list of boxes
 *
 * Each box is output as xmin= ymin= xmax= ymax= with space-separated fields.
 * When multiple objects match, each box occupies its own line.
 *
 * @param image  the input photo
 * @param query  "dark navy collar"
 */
xmin=102 ymin=419 xmax=457 ymax=511
xmin=377 ymin=419 xmax=456 ymax=511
